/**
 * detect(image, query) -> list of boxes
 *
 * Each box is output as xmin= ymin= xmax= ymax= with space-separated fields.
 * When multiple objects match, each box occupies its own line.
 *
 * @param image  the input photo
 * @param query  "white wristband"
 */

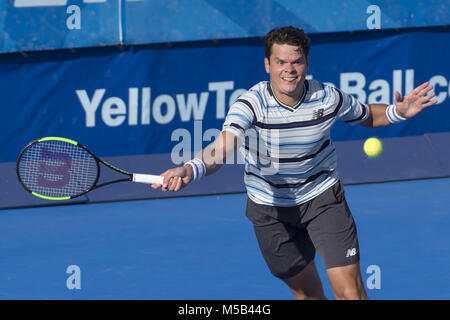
xmin=185 ymin=158 xmax=206 ymax=181
xmin=386 ymin=104 xmax=407 ymax=124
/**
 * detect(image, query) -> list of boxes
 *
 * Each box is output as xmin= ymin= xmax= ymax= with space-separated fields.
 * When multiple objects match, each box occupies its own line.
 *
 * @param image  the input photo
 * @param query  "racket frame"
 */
xmin=16 ymin=137 xmax=135 ymax=200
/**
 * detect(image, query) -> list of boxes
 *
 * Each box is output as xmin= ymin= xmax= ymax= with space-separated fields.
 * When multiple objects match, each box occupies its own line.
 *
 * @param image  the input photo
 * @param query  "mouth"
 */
xmin=281 ymin=76 xmax=298 ymax=83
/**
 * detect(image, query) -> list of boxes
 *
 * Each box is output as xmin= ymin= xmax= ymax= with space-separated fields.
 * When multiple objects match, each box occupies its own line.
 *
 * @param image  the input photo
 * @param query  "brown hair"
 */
xmin=264 ymin=26 xmax=310 ymax=60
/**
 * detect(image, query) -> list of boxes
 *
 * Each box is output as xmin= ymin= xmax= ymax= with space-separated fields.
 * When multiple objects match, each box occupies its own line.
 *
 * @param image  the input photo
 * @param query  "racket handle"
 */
xmin=132 ymin=174 xmax=164 ymax=185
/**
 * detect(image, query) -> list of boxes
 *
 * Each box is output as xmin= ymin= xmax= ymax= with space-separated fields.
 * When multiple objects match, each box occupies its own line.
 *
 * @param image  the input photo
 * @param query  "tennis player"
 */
xmin=152 ymin=26 xmax=437 ymax=300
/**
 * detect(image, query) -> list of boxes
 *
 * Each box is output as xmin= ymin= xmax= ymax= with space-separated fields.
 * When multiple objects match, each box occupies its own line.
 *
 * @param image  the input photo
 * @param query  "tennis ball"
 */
xmin=363 ymin=137 xmax=383 ymax=157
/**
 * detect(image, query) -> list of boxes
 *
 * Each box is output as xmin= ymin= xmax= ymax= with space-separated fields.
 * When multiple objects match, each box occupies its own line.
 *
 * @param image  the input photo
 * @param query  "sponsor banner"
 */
xmin=1 ymin=0 xmax=449 ymax=53
xmin=1 ymin=29 xmax=450 ymax=163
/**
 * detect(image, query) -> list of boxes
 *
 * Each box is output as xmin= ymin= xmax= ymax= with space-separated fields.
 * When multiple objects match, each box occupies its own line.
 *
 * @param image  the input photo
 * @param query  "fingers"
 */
xmin=174 ymin=176 xmax=183 ymax=192
xmin=398 ymin=82 xmax=434 ymax=102
xmin=422 ymin=96 xmax=438 ymax=108
xmin=417 ymin=84 xmax=434 ymax=98
xmin=423 ymin=100 xmax=438 ymax=108
xmin=415 ymin=90 xmax=438 ymax=109
xmin=157 ymin=167 xmax=188 ymax=192
xmin=159 ymin=176 xmax=183 ymax=192
xmin=394 ymin=90 xmax=402 ymax=103
xmin=408 ymin=82 xmax=435 ymax=100
xmin=422 ymin=91 xmax=436 ymax=102
xmin=161 ymin=175 xmax=174 ymax=192
xmin=411 ymin=81 xmax=430 ymax=95
xmin=168 ymin=176 xmax=182 ymax=191
xmin=151 ymin=183 xmax=162 ymax=190
xmin=398 ymin=82 xmax=438 ymax=113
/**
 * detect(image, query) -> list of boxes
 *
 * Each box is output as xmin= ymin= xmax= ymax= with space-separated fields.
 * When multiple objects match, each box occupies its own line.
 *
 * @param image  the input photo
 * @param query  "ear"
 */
xmin=264 ymin=57 xmax=270 ymax=74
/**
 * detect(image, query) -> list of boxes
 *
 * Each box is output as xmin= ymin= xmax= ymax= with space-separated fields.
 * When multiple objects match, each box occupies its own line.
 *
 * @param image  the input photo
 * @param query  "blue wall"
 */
xmin=1 ymin=27 xmax=449 ymax=163
xmin=1 ymin=0 xmax=449 ymax=53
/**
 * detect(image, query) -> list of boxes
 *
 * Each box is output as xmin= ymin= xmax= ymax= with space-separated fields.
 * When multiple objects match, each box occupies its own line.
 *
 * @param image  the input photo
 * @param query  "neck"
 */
xmin=272 ymin=83 xmax=305 ymax=107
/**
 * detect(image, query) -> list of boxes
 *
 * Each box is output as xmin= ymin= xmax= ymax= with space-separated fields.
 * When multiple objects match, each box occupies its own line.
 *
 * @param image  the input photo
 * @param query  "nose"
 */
xmin=284 ymin=63 xmax=296 ymax=73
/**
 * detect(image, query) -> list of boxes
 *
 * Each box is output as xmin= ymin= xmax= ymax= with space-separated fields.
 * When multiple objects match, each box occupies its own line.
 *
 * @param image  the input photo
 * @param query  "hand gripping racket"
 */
xmin=16 ymin=137 xmax=163 ymax=200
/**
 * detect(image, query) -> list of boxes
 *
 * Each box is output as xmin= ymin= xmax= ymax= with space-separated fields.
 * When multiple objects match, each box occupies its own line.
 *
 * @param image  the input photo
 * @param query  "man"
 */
xmin=151 ymin=26 xmax=436 ymax=300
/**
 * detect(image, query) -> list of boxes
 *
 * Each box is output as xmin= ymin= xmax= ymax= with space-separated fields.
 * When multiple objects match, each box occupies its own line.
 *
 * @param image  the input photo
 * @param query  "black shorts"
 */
xmin=246 ymin=181 xmax=360 ymax=279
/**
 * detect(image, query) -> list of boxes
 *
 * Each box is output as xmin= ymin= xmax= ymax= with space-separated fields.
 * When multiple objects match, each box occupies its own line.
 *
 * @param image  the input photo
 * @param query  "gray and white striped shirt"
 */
xmin=223 ymin=79 xmax=369 ymax=207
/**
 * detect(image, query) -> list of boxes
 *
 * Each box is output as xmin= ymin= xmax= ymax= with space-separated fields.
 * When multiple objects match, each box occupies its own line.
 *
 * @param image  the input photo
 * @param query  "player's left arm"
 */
xmin=360 ymin=81 xmax=437 ymax=128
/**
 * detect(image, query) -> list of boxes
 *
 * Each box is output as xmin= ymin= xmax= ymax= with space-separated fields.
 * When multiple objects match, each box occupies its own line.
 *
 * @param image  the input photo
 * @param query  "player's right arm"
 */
xmin=151 ymin=130 xmax=240 ymax=192
xmin=153 ymin=90 xmax=256 ymax=192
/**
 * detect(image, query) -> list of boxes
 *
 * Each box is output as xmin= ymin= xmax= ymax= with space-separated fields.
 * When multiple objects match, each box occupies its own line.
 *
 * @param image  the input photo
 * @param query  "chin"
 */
xmin=282 ymin=84 xmax=301 ymax=94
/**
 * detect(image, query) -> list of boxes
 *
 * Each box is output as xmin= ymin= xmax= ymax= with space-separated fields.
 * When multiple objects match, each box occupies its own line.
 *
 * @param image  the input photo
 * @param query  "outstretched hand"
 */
xmin=394 ymin=81 xmax=438 ymax=118
xmin=151 ymin=165 xmax=193 ymax=192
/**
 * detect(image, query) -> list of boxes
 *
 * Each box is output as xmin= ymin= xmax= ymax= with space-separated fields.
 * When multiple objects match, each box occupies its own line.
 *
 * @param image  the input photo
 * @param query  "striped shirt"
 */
xmin=222 ymin=79 xmax=369 ymax=207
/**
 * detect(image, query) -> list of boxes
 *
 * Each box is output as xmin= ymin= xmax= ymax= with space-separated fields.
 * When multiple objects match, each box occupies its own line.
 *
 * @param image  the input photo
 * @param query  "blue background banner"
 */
xmin=125 ymin=0 xmax=450 ymax=45
xmin=1 ymin=27 xmax=449 ymax=163
xmin=0 ymin=0 xmax=120 ymax=53
xmin=1 ymin=0 xmax=449 ymax=53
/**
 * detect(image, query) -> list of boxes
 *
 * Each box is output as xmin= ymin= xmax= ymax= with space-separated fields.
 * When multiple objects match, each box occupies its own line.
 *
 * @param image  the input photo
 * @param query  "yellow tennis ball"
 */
xmin=363 ymin=137 xmax=383 ymax=157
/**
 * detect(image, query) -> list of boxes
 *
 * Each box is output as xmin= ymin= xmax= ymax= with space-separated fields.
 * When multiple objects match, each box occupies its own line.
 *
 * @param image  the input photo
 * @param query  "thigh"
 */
xmin=246 ymin=198 xmax=316 ymax=279
xmin=306 ymin=182 xmax=360 ymax=269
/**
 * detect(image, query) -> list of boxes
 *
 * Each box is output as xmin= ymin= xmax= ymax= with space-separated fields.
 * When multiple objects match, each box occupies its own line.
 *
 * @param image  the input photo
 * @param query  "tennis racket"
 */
xmin=16 ymin=137 xmax=163 ymax=200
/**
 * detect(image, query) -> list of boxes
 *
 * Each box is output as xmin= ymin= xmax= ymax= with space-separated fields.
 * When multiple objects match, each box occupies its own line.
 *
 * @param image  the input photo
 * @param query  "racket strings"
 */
xmin=18 ymin=140 xmax=98 ymax=198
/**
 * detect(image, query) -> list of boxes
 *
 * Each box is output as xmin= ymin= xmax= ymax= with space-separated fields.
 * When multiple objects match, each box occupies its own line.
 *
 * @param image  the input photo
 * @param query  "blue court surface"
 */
xmin=0 ymin=178 xmax=449 ymax=300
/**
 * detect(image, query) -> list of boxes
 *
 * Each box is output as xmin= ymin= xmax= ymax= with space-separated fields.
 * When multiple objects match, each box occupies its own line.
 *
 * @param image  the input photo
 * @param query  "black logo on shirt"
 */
xmin=313 ymin=108 xmax=324 ymax=120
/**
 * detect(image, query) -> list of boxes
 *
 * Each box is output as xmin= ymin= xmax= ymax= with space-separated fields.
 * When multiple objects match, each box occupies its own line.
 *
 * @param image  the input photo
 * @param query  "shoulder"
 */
xmin=249 ymin=81 xmax=269 ymax=93
xmin=307 ymin=79 xmax=345 ymax=100
xmin=307 ymin=79 xmax=337 ymax=93
xmin=246 ymin=81 xmax=269 ymax=99
xmin=305 ymin=79 xmax=329 ymax=101
xmin=236 ymin=81 xmax=269 ymax=106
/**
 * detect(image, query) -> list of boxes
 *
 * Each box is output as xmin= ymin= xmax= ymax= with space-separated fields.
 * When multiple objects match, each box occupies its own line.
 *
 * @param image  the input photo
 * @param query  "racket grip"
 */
xmin=132 ymin=174 xmax=164 ymax=185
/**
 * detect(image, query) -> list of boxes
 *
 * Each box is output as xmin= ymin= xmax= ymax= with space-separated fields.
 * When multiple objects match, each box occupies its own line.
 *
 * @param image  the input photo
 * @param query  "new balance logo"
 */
xmin=313 ymin=108 xmax=324 ymax=120
xmin=14 ymin=0 xmax=106 ymax=8
xmin=346 ymin=248 xmax=357 ymax=258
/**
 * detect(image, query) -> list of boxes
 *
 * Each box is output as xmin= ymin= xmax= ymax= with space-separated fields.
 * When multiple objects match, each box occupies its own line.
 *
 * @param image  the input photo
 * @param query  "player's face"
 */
xmin=265 ymin=43 xmax=309 ymax=105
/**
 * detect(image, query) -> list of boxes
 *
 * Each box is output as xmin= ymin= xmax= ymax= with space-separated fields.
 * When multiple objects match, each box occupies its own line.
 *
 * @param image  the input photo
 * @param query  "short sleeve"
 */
xmin=335 ymin=88 xmax=370 ymax=125
xmin=222 ymin=97 xmax=255 ymax=140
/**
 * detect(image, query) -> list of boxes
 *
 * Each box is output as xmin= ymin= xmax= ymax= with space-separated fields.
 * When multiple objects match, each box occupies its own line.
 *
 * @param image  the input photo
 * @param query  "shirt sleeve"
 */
xmin=222 ymin=96 xmax=256 ymax=141
xmin=335 ymin=87 xmax=370 ymax=125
